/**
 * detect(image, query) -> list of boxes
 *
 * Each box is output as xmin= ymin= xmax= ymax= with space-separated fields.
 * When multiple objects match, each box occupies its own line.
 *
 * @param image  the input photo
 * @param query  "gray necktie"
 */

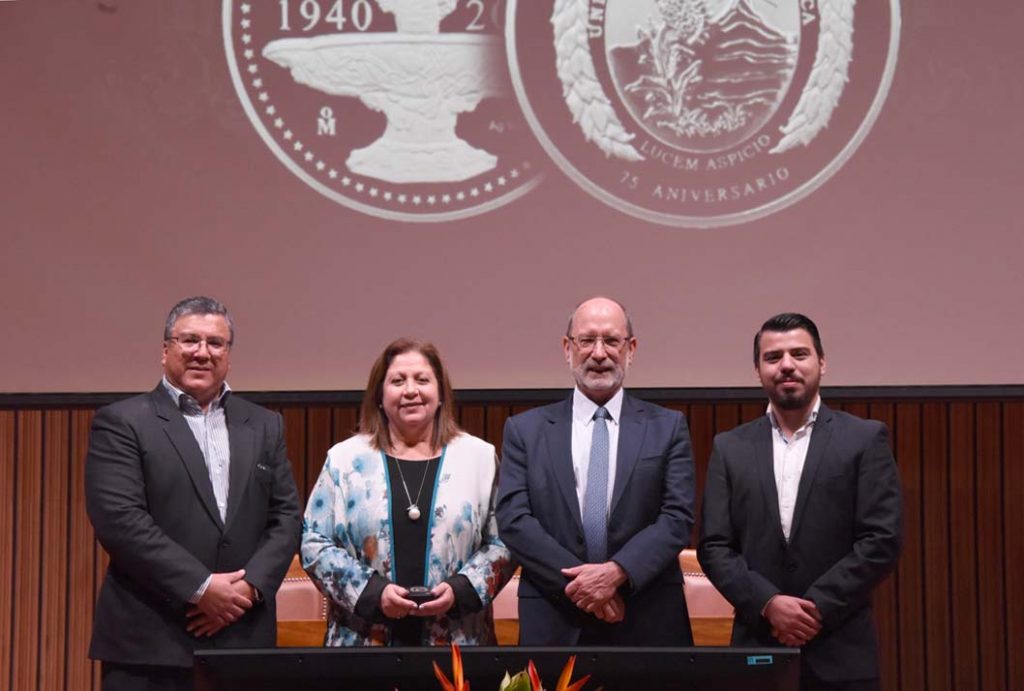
xmin=582 ymin=406 xmax=610 ymax=563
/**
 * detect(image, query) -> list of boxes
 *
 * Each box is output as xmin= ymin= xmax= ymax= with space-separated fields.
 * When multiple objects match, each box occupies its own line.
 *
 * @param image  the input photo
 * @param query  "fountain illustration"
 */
xmin=263 ymin=0 xmax=506 ymax=183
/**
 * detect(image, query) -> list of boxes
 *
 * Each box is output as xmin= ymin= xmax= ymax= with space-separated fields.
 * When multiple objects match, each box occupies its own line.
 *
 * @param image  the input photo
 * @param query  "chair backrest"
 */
xmin=492 ymin=571 xmax=520 ymax=619
xmin=277 ymin=555 xmax=327 ymax=621
xmin=679 ymin=549 xmax=734 ymax=618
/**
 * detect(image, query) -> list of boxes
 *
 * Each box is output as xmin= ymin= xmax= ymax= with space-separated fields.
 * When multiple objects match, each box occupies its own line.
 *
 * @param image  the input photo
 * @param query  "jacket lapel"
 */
xmin=223 ymin=395 xmax=255 ymax=532
xmin=610 ymin=393 xmax=646 ymax=515
xmin=151 ymin=386 xmax=224 ymax=531
xmin=752 ymin=416 xmax=786 ymax=544
xmin=544 ymin=397 xmax=584 ymax=534
xmin=788 ymin=404 xmax=833 ymax=543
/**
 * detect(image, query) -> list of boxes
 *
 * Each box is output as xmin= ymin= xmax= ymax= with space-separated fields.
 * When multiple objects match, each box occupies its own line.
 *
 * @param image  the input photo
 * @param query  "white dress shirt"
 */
xmin=571 ymin=387 xmax=624 ymax=519
xmin=768 ymin=397 xmax=821 ymax=541
xmin=162 ymin=376 xmax=232 ymax=602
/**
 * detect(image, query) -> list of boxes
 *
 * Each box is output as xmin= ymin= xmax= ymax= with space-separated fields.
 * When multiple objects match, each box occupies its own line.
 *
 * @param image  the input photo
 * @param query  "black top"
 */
xmin=353 ymin=454 xmax=482 ymax=646
xmin=388 ymin=455 xmax=440 ymax=645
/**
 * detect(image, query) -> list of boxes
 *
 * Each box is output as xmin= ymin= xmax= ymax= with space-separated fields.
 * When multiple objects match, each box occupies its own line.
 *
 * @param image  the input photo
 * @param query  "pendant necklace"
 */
xmin=392 ymin=456 xmax=433 ymax=521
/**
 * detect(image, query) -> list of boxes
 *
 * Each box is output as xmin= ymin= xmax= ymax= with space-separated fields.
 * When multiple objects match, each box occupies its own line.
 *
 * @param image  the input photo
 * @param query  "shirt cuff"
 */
xmin=355 ymin=573 xmax=390 ymax=623
xmin=445 ymin=574 xmax=482 ymax=616
xmin=189 ymin=574 xmax=213 ymax=604
xmin=761 ymin=594 xmax=779 ymax=617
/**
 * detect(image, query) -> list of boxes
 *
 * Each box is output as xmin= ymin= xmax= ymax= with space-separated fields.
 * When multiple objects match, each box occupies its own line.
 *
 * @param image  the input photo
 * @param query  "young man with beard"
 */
xmin=497 ymin=297 xmax=695 ymax=646
xmin=698 ymin=313 xmax=903 ymax=691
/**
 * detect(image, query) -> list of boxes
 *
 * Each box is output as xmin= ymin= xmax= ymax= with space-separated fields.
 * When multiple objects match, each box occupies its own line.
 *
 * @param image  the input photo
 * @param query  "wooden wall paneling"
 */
xmin=458 ymin=405 xmax=486 ymax=440
xmin=12 ymin=411 xmax=43 ymax=691
xmin=739 ymin=402 xmax=762 ymax=425
xmin=686 ymin=403 xmax=714 ymax=543
xmin=324 ymin=407 xmax=359 ymax=482
xmin=921 ymin=402 xmax=952 ymax=691
xmin=484 ymin=405 xmax=510 ymax=452
xmin=331 ymin=406 xmax=359 ymax=441
xmin=948 ymin=402 xmax=979 ymax=691
xmin=875 ymin=569 xmax=899 ymax=691
xmin=713 ymin=403 xmax=739 ymax=436
xmin=867 ymin=403 xmax=899 ymax=691
xmin=304 ymin=408 xmax=333 ymax=501
xmin=687 ymin=403 xmax=714 ymax=470
xmin=93 ymin=545 xmax=107 ymax=690
xmin=894 ymin=403 xmax=925 ymax=691
xmin=330 ymin=406 xmax=359 ymax=445
xmin=279 ymin=407 xmax=308 ymax=503
xmin=67 ymin=410 xmax=97 ymax=691
xmin=0 ymin=411 xmax=15 ymax=691
xmin=704 ymin=401 xmax=739 ymax=545
xmin=1002 ymin=401 xmax=1024 ymax=690
xmin=974 ymin=402 xmax=1006 ymax=691
xmin=40 ymin=410 xmax=70 ymax=691
xmin=842 ymin=402 xmax=869 ymax=420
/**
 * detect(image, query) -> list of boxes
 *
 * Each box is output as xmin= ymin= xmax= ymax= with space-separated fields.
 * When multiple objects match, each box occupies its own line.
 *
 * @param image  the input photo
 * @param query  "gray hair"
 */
xmin=163 ymin=296 xmax=235 ymax=343
xmin=565 ymin=297 xmax=634 ymax=338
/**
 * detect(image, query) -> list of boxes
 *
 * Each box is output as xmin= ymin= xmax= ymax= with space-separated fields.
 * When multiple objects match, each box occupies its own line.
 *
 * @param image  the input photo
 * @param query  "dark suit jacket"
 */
xmin=85 ymin=385 xmax=302 ymax=668
xmin=698 ymin=405 xmax=902 ymax=682
xmin=496 ymin=393 xmax=695 ymax=645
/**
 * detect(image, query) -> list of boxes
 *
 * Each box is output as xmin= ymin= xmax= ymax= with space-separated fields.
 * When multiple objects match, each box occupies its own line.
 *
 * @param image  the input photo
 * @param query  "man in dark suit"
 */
xmin=698 ymin=313 xmax=903 ymax=691
xmin=85 ymin=296 xmax=301 ymax=691
xmin=497 ymin=297 xmax=695 ymax=645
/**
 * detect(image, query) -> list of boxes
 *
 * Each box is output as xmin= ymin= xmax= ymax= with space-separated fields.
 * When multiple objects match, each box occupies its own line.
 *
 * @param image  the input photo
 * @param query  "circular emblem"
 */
xmin=506 ymin=0 xmax=900 ymax=227
xmin=223 ymin=0 xmax=542 ymax=222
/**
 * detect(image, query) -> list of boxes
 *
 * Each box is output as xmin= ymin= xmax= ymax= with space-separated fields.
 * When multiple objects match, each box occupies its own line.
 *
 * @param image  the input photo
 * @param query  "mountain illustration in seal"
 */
xmin=610 ymin=0 xmax=797 ymax=150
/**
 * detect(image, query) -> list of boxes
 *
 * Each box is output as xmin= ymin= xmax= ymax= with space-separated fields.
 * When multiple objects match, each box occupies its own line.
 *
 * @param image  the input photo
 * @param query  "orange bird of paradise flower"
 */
xmin=433 ymin=643 xmax=470 ymax=691
xmin=435 ymin=645 xmax=589 ymax=691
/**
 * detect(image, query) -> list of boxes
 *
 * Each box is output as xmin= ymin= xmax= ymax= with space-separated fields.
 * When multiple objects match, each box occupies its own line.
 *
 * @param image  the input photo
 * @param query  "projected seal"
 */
xmin=224 ymin=0 xmax=541 ymax=222
xmin=506 ymin=0 xmax=900 ymax=227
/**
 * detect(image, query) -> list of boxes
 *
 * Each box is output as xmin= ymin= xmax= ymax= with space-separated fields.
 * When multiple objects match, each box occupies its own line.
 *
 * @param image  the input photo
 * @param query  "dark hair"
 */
xmin=565 ymin=296 xmax=634 ymax=337
xmin=358 ymin=338 xmax=461 ymax=452
xmin=753 ymin=313 xmax=824 ymax=365
xmin=164 ymin=296 xmax=235 ymax=344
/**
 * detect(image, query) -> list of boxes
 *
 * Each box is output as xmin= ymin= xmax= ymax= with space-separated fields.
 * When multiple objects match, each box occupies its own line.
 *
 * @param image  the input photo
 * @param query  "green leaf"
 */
xmin=499 ymin=670 xmax=533 ymax=691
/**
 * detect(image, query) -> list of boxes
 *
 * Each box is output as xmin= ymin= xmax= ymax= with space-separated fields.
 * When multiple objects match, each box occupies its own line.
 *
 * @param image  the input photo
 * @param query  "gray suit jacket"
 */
xmin=86 ymin=385 xmax=301 ymax=667
xmin=698 ymin=405 xmax=902 ymax=682
xmin=496 ymin=393 xmax=695 ymax=645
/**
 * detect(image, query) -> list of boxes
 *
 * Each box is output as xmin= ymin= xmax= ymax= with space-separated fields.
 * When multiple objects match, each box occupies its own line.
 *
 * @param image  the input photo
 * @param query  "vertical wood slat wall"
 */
xmin=0 ymin=394 xmax=1020 ymax=691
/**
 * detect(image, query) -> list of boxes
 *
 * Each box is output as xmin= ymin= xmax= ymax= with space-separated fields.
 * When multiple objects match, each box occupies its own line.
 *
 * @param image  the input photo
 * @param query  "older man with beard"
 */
xmin=496 ymin=297 xmax=695 ymax=646
xmin=698 ymin=313 xmax=902 ymax=691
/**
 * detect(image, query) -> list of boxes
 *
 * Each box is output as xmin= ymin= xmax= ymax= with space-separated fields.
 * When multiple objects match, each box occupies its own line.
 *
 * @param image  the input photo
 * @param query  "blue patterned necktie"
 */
xmin=582 ymin=406 xmax=610 ymax=563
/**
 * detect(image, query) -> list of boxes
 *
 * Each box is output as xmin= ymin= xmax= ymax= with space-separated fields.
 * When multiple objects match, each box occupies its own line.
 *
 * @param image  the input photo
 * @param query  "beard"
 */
xmin=768 ymin=378 xmax=818 ymax=411
xmin=771 ymin=389 xmax=812 ymax=410
xmin=573 ymin=361 xmax=625 ymax=399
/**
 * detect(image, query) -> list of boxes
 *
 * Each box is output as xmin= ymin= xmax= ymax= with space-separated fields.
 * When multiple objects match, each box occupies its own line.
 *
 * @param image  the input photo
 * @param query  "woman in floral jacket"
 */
xmin=302 ymin=338 xmax=513 ymax=646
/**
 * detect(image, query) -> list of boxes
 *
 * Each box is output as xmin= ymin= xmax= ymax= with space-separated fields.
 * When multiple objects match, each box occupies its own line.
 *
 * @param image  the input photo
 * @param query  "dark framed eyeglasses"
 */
xmin=166 ymin=334 xmax=232 ymax=355
xmin=567 ymin=335 xmax=631 ymax=353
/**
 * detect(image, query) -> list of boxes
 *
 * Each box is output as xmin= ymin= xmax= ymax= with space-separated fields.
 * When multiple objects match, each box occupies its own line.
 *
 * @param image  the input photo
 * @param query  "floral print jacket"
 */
xmin=301 ymin=433 xmax=514 ymax=646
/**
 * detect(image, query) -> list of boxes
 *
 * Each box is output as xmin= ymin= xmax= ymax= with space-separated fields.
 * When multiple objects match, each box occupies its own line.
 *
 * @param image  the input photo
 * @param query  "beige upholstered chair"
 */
xmin=679 ymin=548 xmax=734 ymax=645
xmin=276 ymin=555 xmax=328 ymax=647
xmin=492 ymin=570 xmax=520 ymax=645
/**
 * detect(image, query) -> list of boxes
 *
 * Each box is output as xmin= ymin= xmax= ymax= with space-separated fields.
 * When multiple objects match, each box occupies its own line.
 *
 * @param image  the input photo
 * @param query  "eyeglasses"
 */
xmin=568 ymin=335 xmax=631 ymax=353
xmin=166 ymin=334 xmax=232 ymax=355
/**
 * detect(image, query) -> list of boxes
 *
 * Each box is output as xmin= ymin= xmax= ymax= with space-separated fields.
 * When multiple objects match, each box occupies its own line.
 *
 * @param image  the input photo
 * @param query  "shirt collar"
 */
xmin=767 ymin=396 xmax=821 ymax=434
xmin=573 ymin=387 xmax=624 ymax=425
xmin=162 ymin=376 xmax=231 ymax=413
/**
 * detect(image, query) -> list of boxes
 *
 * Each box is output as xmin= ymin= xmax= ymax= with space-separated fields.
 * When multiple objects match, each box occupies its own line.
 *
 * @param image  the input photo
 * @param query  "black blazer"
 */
xmin=496 ymin=393 xmax=695 ymax=645
xmin=698 ymin=405 xmax=903 ymax=682
xmin=85 ymin=385 xmax=301 ymax=667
